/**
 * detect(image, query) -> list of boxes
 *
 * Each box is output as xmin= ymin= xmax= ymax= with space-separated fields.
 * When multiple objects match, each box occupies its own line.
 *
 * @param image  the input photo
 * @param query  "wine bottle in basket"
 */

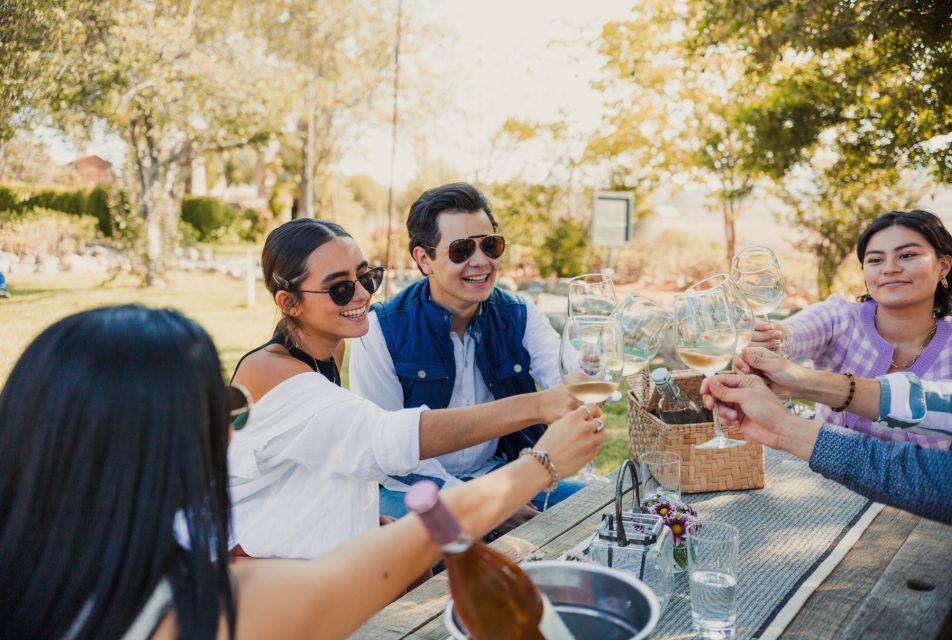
xmin=405 ymin=481 xmax=572 ymax=640
xmin=651 ymin=368 xmax=709 ymax=425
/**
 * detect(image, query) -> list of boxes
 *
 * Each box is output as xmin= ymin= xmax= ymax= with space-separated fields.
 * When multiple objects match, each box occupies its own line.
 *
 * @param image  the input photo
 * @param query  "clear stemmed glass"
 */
xmin=567 ymin=273 xmax=617 ymax=317
xmin=688 ymin=274 xmax=756 ymax=355
xmin=560 ymin=314 xmax=624 ymax=483
xmin=673 ymin=289 xmax=746 ymax=449
xmin=568 ymin=273 xmax=622 ymax=402
xmin=730 ymin=246 xmax=785 ymax=318
xmin=612 ymin=294 xmax=673 ymax=378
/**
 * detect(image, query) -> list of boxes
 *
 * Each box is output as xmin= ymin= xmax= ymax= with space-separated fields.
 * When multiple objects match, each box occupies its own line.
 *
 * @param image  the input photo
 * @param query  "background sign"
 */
xmin=591 ymin=191 xmax=633 ymax=247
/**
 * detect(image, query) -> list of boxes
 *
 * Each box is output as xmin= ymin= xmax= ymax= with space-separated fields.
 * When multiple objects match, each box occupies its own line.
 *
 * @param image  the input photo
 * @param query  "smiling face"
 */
xmin=412 ymin=210 xmax=498 ymax=321
xmin=862 ymin=224 xmax=952 ymax=312
xmin=283 ymin=236 xmax=374 ymax=352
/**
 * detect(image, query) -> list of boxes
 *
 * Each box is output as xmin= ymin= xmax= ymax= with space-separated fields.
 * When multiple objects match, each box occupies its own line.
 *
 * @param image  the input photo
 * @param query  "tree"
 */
xmin=0 ymin=1 xmax=72 ymax=162
xmin=589 ymin=0 xmax=761 ymax=264
xmin=250 ymin=0 xmax=405 ymax=218
xmin=692 ymin=0 xmax=952 ymax=183
xmin=25 ymin=0 xmax=288 ymax=284
xmin=776 ymin=151 xmax=928 ymax=297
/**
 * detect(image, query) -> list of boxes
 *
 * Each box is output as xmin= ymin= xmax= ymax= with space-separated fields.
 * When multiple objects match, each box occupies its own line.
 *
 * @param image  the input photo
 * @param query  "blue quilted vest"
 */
xmin=374 ymin=279 xmax=546 ymax=461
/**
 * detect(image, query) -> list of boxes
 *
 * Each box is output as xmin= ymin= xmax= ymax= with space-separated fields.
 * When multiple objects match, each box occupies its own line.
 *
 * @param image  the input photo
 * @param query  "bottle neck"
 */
xmin=415 ymin=495 xmax=474 ymax=552
xmin=659 ymin=379 xmax=681 ymax=398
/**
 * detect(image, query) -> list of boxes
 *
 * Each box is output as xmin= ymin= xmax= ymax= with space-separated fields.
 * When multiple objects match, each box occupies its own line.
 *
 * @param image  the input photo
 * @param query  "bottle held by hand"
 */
xmin=651 ymin=368 xmax=710 ymax=425
xmin=405 ymin=481 xmax=573 ymax=640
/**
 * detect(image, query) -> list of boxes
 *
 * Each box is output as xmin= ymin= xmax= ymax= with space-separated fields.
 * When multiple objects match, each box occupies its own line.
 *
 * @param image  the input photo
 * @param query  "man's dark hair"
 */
xmin=406 ymin=182 xmax=497 ymax=259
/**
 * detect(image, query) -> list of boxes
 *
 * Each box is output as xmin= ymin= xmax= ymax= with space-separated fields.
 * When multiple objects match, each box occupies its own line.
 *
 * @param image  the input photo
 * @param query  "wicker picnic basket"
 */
xmin=628 ymin=368 xmax=765 ymax=494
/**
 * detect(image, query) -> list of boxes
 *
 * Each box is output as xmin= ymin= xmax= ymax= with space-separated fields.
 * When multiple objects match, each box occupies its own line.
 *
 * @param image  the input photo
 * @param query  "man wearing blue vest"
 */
xmin=350 ymin=182 xmax=586 ymax=519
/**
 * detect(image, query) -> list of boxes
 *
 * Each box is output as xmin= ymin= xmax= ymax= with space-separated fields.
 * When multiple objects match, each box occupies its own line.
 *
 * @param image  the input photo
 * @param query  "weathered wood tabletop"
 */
xmin=351 ymin=470 xmax=952 ymax=639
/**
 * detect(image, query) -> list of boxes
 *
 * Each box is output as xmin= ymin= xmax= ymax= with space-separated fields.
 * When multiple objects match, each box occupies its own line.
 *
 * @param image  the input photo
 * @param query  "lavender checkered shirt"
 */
xmin=785 ymin=295 xmax=952 ymax=450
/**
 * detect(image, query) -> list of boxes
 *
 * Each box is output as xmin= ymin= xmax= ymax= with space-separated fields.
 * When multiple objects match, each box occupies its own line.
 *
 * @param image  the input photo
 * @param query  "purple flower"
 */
xmin=666 ymin=512 xmax=691 ymax=545
xmin=651 ymin=501 xmax=674 ymax=518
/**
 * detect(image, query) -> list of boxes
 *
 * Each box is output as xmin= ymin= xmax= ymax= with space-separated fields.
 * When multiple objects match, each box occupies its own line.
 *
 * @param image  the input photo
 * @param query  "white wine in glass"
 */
xmin=612 ymin=294 xmax=672 ymax=377
xmin=689 ymin=274 xmax=756 ymax=354
xmin=560 ymin=315 xmax=624 ymax=483
xmin=731 ymin=246 xmax=785 ymax=317
xmin=673 ymin=290 xmax=746 ymax=450
xmin=568 ymin=273 xmax=623 ymax=402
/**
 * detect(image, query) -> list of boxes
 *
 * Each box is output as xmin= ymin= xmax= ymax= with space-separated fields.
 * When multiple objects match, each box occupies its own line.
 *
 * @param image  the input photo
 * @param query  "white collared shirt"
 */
xmin=349 ymin=294 xmax=562 ymax=488
xmin=227 ymin=372 xmax=424 ymax=559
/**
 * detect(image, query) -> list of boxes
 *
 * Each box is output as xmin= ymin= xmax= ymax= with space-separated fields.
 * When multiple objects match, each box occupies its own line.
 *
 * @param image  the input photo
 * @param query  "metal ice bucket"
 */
xmin=443 ymin=560 xmax=660 ymax=640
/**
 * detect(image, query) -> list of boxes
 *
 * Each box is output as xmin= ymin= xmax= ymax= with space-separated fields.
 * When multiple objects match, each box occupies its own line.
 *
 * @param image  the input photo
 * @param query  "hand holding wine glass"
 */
xmin=731 ymin=246 xmax=787 ymax=354
xmin=673 ymin=289 xmax=746 ymax=449
xmin=560 ymin=315 xmax=624 ymax=483
xmin=688 ymin=274 xmax=756 ymax=354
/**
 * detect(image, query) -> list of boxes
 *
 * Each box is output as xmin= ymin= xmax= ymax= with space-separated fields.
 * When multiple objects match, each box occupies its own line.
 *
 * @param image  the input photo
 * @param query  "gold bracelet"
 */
xmin=832 ymin=372 xmax=856 ymax=412
xmin=519 ymin=447 xmax=559 ymax=492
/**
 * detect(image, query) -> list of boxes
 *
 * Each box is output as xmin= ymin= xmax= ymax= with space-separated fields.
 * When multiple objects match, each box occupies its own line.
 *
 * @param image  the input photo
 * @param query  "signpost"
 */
xmin=591 ymin=191 xmax=634 ymax=271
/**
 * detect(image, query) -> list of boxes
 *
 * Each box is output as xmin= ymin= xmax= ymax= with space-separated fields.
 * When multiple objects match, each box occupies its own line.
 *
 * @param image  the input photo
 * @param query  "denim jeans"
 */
xmin=378 ymin=468 xmax=586 ymax=519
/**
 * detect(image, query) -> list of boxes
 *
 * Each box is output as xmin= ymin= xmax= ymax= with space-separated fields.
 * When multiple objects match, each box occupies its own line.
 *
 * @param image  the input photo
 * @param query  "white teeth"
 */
xmin=341 ymin=308 xmax=365 ymax=318
xmin=463 ymin=274 xmax=489 ymax=283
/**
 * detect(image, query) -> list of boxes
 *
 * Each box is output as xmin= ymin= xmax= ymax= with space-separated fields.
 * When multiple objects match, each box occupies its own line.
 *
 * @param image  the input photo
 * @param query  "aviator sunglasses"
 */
xmin=422 ymin=234 xmax=506 ymax=264
xmin=298 ymin=266 xmax=386 ymax=306
xmin=227 ymin=384 xmax=253 ymax=431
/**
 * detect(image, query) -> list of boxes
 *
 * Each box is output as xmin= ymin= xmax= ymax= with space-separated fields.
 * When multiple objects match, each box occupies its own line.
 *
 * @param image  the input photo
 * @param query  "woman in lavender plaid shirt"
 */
xmin=756 ymin=210 xmax=952 ymax=450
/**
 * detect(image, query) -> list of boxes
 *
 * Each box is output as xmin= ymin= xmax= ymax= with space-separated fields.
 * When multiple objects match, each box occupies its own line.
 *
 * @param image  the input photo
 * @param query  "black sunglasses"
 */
xmin=227 ymin=384 xmax=253 ymax=431
xmin=299 ymin=266 xmax=386 ymax=306
xmin=422 ymin=234 xmax=506 ymax=264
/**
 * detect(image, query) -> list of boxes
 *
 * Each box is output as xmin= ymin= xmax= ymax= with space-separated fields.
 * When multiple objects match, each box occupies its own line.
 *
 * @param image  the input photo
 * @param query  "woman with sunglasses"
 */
xmin=229 ymin=217 xmax=591 ymax=559
xmin=0 ymin=305 xmax=603 ymax=639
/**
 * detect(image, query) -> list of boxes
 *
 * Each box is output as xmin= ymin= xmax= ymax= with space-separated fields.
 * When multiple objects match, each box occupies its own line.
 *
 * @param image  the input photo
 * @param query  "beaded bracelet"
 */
xmin=519 ymin=447 xmax=559 ymax=492
xmin=832 ymin=372 xmax=856 ymax=412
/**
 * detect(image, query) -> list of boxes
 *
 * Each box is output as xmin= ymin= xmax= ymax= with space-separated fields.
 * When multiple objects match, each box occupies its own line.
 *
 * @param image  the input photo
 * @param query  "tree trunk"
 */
xmin=142 ymin=177 xmax=177 ymax=288
xmin=300 ymin=104 xmax=317 ymax=218
xmin=722 ymin=199 xmax=737 ymax=267
xmin=817 ymin=253 xmax=842 ymax=299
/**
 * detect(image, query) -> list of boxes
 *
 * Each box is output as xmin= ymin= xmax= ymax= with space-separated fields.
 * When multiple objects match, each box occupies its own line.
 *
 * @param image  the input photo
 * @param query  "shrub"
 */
xmin=0 ymin=207 xmax=98 ymax=257
xmin=180 ymin=196 xmax=234 ymax=241
xmin=178 ymin=220 xmax=201 ymax=247
xmin=85 ymin=186 xmax=113 ymax=236
xmin=237 ymin=207 xmax=266 ymax=242
xmin=535 ymin=217 xmax=589 ymax=277
xmin=0 ymin=186 xmax=19 ymax=212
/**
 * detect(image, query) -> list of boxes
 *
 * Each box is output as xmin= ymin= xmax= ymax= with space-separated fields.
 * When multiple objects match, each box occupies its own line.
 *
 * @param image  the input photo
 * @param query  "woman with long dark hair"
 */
xmin=0 ymin=305 xmax=603 ymax=639
xmin=228 ymin=218 xmax=591 ymax=559
xmin=753 ymin=209 xmax=952 ymax=449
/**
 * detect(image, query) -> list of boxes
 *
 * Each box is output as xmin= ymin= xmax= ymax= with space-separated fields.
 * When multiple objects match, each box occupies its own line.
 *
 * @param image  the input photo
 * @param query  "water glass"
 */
xmin=638 ymin=451 xmax=681 ymax=503
xmin=687 ymin=521 xmax=739 ymax=639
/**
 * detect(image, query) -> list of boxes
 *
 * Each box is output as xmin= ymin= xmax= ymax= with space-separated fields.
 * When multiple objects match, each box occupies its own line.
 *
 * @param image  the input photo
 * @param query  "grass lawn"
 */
xmin=0 ymin=270 xmax=631 ymax=475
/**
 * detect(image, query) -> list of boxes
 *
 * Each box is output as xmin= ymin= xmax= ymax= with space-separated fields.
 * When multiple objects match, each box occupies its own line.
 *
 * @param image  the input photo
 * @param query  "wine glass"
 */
xmin=673 ymin=289 xmax=746 ymax=449
xmin=567 ymin=273 xmax=617 ymax=317
xmin=687 ymin=274 xmax=756 ymax=354
xmin=560 ymin=315 xmax=624 ymax=483
xmin=730 ymin=246 xmax=785 ymax=318
xmin=612 ymin=294 xmax=672 ymax=378
xmin=568 ymin=273 xmax=622 ymax=401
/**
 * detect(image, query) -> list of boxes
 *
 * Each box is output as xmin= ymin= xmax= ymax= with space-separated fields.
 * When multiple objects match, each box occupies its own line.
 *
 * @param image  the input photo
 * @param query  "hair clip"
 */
xmin=272 ymin=273 xmax=290 ymax=289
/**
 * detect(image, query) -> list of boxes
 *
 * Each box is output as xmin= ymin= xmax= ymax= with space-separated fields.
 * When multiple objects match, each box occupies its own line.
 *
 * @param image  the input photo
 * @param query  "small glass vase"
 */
xmin=673 ymin=543 xmax=687 ymax=574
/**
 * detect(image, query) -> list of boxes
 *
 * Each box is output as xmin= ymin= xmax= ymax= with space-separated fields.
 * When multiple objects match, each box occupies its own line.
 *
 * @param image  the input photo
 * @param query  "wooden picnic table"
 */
xmin=352 ymin=465 xmax=952 ymax=640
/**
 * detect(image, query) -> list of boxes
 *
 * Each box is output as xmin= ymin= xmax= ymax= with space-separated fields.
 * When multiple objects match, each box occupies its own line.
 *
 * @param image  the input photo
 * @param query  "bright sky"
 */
xmin=41 ymin=0 xmax=636 ymax=189
xmin=341 ymin=0 xmax=635 ymax=186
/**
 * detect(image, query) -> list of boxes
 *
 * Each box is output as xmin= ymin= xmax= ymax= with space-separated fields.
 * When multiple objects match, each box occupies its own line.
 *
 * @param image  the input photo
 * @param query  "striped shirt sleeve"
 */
xmin=877 ymin=372 xmax=952 ymax=439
